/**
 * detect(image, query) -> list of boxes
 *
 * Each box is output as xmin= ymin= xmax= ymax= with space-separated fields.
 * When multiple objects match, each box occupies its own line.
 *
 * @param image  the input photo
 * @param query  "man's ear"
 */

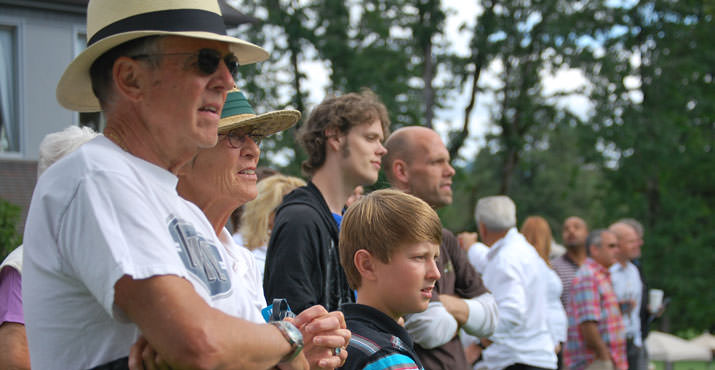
xmin=354 ymin=249 xmax=378 ymax=282
xmin=324 ymin=127 xmax=343 ymax=152
xmin=392 ymin=159 xmax=409 ymax=184
xmin=113 ymin=56 xmax=144 ymax=103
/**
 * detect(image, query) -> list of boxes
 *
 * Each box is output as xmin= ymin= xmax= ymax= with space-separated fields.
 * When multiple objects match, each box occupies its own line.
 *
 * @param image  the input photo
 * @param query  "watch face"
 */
xmin=284 ymin=321 xmax=304 ymax=347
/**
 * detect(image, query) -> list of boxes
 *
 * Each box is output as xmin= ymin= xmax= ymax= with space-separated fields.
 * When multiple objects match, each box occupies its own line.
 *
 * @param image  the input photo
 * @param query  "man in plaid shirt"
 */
xmin=564 ymin=229 xmax=627 ymax=370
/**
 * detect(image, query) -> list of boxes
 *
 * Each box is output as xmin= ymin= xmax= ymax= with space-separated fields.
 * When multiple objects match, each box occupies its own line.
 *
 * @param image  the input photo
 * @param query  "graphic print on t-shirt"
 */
xmin=168 ymin=216 xmax=231 ymax=296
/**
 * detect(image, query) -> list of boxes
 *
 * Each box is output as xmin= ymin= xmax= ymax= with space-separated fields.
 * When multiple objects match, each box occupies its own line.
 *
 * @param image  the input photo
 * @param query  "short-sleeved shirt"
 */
xmin=23 ymin=137 xmax=245 ymax=369
xmin=0 ymin=267 xmax=23 ymax=325
xmin=564 ymin=258 xmax=626 ymax=370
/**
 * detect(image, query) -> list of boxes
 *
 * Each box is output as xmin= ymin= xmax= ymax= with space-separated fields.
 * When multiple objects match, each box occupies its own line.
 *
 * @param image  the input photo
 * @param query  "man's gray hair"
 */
xmin=38 ymin=125 xmax=100 ymax=177
xmin=585 ymin=229 xmax=607 ymax=256
xmin=475 ymin=195 xmax=516 ymax=232
xmin=617 ymin=218 xmax=644 ymax=237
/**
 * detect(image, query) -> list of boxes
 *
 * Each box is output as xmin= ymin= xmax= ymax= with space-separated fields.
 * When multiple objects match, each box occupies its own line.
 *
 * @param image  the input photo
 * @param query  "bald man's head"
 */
xmin=609 ymin=222 xmax=641 ymax=262
xmin=562 ymin=216 xmax=588 ymax=250
xmin=383 ymin=126 xmax=455 ymax=208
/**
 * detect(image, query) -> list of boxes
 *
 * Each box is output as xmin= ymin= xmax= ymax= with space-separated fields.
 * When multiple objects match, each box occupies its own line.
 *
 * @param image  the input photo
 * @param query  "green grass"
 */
xmin=652 ymin=361 xmax=712 ymax=370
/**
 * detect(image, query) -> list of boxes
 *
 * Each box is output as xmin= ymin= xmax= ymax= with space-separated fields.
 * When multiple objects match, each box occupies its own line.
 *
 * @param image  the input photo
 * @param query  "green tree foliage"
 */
xmin=0 ymin=198 xmax=22 ymax=261
xmin=580 ymin=0 xmax=715 ymax=332
xmin=448 ymin=0 xmax=619 ymax=194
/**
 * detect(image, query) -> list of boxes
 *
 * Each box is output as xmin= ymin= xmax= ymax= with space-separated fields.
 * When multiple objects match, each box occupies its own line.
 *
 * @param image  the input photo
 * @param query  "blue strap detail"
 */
xmin=364 ymin=353 xmax=420 ymax=370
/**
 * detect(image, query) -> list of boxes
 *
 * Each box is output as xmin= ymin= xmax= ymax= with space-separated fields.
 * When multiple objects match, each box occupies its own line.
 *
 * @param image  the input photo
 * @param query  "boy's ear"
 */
xmin=354 ymin=249 xmax=378 ymax=281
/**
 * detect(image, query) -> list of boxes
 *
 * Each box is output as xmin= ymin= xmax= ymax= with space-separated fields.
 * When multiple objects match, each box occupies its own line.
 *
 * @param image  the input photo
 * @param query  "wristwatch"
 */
xmin=270 ymin=320 xmax=304 ymax=363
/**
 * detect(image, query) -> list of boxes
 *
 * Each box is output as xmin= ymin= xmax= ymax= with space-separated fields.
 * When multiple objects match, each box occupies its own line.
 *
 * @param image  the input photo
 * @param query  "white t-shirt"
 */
xmin=482 ymin=228 xmax=557 ymax=370
xmin=250 ymin=244 xmax=268 ymax=282
xmin=218 ymin=228 xmax=266 ymax=324
xmin=22 ymin=137 xmax=243 ymax=369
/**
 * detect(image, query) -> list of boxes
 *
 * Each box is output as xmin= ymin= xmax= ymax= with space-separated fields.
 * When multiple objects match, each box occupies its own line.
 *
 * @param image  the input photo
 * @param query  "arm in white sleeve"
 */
xmin=462 ymin=292 xmax=498 ymax=337
xmin=404 ymin=301 xmax=459 ymax=349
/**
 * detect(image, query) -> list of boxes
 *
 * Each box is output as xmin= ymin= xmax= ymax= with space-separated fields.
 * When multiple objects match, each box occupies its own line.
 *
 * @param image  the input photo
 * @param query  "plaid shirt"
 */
xmin=564 ymin=258 xmax=627 ymax=370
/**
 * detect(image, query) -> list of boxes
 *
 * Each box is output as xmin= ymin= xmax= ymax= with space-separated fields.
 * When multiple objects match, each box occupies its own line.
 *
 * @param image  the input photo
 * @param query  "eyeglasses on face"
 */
xmin=220 ymin=127 xmax=263 ymax=148
xmin=131 ymin=48 xmax=239 ymax=80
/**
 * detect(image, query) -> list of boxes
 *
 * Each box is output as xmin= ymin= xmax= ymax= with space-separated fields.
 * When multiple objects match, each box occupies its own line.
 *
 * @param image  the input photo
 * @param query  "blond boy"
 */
xmin=338 ymin=189 xmax=442 ymax=370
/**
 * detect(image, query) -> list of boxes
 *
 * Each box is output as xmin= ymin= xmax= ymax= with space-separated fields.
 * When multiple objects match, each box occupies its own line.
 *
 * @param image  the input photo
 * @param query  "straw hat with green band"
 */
xmin=218 ymin=89 xmax=301 ymax=136
xmin=56 ymin=0 xmax=268 ymax=112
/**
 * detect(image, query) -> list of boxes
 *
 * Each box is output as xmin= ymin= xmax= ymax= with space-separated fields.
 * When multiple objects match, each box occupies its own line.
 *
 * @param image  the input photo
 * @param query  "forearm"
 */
xmin=0 ymin=323 xmax=31 ymax=370
xmin=440 ymin=294 xmax=469 ymax=325
xmin=580 ymin=321 xmax=610 ymax=361
xmin=404 ymin=302 xmax=459 ymax=348
xmin=117 ymin=275 xmax=294 ymax=369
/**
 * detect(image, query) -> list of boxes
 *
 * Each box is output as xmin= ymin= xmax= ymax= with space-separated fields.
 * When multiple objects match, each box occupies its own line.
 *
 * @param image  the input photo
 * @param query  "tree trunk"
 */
xmin=423 ymin=39 xmax=434 ymax=129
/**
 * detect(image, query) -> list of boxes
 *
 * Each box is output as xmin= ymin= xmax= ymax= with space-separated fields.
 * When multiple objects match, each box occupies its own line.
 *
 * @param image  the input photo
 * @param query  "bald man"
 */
xmin=608 ymin=223 xmax=646 ymax=370
xmin=383 ymin=126 xmax=497 ymax=370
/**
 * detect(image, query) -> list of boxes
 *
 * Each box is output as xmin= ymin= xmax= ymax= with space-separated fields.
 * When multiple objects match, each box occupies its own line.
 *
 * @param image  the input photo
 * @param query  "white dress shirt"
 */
xmin=468 ymin=242 xmax=490 ymax=273
xmin=482 ymin=228 xmax=557 ymax=370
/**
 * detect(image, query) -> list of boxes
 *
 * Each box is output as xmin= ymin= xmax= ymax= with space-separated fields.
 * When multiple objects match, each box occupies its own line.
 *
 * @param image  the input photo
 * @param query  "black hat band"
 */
xmin=88 ymin=9 xmax=227 ymax=46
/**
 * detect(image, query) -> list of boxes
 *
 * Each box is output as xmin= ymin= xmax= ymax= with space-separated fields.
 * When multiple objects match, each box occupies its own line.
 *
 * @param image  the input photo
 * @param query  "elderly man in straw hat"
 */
xmin=22 ymin=1 xmax=347 ymax=369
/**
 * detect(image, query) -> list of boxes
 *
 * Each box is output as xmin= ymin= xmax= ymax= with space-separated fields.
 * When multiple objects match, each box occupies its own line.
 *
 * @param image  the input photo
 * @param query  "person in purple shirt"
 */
xmin=0 ymin=125 xmax=99 ymax=370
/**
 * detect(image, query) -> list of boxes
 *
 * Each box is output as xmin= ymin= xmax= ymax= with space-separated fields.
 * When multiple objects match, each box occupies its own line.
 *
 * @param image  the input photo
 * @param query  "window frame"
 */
xmin=0 ymin=17 xmax=25 ymax=158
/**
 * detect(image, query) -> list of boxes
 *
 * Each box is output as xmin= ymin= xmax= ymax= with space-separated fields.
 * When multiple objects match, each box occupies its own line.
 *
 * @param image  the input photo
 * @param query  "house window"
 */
xmin=75 ymin=30 xmax=104 ymax=132
xmin=0 ymin=25 xmax=19 ymax=153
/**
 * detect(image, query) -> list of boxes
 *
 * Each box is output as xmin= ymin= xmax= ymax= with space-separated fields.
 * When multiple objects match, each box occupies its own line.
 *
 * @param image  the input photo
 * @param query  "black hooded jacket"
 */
xmin=263 ymin=181 xmax=354 ymax=313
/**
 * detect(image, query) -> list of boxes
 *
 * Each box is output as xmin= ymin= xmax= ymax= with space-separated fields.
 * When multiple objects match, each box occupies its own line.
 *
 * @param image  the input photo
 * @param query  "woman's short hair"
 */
xmin=297 ymin=88 xmax=390 ymax=177
xmin=339 ymin=189 xmax=442 ymax=289
xmin=239 ymin=175 xmax=306 ymax=250
xmin=38 ymin=125 xmax=100 ymax=177
xmin=520 ymin=216 xmax=553 ymax=267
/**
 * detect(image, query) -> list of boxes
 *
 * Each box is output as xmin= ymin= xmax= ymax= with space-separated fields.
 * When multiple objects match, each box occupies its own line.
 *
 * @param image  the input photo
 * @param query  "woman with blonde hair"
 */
xmin=521 ymin=216 xmax=567 ymax=355
xmin=240 ymin=174 xmax=306 ymax=279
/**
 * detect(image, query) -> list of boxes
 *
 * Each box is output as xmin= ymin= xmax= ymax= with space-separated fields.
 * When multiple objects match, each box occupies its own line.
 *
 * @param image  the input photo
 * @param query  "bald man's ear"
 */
xmin=391 ymin=159 xmax=409 ymax=185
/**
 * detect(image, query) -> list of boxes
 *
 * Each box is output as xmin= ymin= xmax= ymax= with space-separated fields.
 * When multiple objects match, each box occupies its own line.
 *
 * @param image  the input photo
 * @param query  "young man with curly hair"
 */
xmin=264 ymin=89 xmax=390 ymax=313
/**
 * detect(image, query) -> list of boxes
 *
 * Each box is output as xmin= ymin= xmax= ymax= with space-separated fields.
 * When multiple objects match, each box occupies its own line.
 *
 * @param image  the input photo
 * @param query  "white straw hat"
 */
xmin=56 ymin=0 xmax=269 ymax=112
xmin=218 ymin=88 xmax=300 ymax=136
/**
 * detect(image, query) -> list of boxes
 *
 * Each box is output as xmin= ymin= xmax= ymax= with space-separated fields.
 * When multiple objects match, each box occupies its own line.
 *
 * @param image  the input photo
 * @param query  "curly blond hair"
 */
xmin=239 ymin=175 xmax=306 ymax=250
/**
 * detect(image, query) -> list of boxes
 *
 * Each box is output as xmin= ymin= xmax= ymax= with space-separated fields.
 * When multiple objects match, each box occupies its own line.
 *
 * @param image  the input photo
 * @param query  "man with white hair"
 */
xmin=608 ymin=222 xmax=646 ymax=370
xmin=477 ymin=196 xmax=557 ymax=370
xmin=0 ymin=125 xmax=99 ymax=370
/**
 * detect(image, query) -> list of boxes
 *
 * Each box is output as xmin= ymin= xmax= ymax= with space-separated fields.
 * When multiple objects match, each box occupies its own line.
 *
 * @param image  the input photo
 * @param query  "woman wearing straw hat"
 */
xmin=22 ymin=1 xmax=347 ymax=369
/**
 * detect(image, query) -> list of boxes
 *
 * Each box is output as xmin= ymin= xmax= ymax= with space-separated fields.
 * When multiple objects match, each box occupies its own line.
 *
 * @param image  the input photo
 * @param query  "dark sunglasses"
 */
xmin=131 ymin=48 xmax=239 ymax=79
xmin=220 ymin=127 xmax=263 ymax=148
